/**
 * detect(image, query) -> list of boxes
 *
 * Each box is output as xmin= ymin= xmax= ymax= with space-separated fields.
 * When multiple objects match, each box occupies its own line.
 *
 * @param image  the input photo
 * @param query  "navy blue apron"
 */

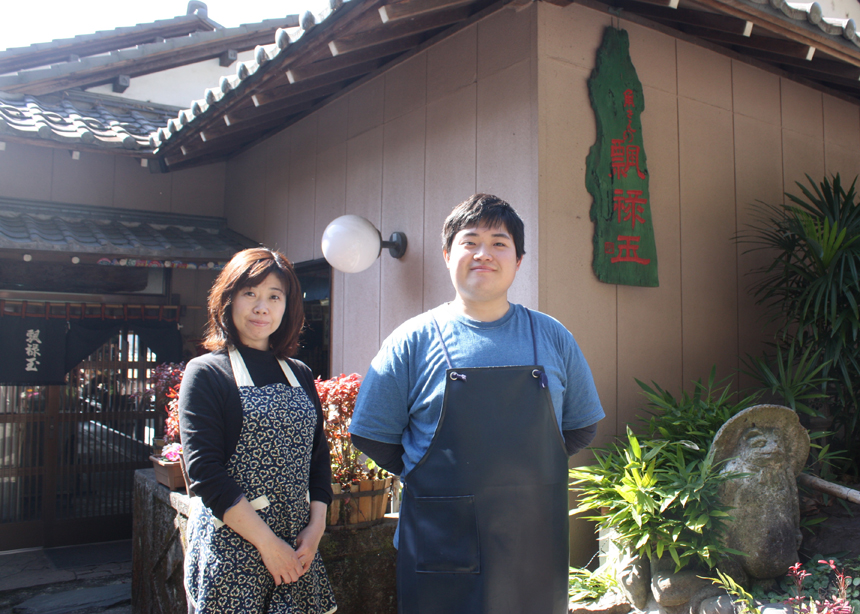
xmin=184 ymin=348 xmax=337 ymax=614
xmin=396 ymin=310 xmax=569 ymax=614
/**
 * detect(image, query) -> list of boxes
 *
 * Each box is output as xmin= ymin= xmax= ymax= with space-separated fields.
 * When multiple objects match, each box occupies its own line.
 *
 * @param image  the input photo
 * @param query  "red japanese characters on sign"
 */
xmin=606 ymin=235 xmax=650 ymax=264
xmin=610 ymin=89 xmax=646 ymax=181
xmin=613 ymin=189 xmax=646 ymax=230
xmin=603 ymin=89 xmax=650 ymax=267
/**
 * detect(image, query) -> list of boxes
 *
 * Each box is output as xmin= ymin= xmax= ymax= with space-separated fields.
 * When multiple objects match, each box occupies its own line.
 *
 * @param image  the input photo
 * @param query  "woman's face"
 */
xmin=230 ymin=271 xmax=287 ymax=351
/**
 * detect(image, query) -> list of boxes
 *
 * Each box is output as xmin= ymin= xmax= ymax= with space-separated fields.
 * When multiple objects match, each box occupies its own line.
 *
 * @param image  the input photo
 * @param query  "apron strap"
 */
xmin=526 ymin=309 xmax=548 ymax=389
xmin=277 ymin=358 xmax=301 ymax=388
xmin=228 ymin=346 xmax=301 ymax=388
xmin=431 ymin=316 xmax=454 ymax=369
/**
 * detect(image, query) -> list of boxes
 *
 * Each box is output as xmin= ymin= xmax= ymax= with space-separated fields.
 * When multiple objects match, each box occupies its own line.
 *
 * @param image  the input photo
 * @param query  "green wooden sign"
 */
xmin=586 ymin=27 xmax=659 ymax=287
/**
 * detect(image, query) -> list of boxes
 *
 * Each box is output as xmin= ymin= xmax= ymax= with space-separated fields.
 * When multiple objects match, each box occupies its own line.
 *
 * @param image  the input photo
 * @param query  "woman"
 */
xmin=179 ymin=248 xmax=337 ymax=613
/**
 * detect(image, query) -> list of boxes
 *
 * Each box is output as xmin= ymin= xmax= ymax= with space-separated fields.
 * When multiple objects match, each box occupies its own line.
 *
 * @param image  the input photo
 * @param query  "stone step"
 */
xmin=12 ymin=583 xmax=130 ymax=614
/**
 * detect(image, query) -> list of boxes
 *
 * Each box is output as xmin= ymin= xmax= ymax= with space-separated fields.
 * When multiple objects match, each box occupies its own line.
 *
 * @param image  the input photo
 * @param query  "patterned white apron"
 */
xmin=184 ymin=348 xmax=337 ymax=613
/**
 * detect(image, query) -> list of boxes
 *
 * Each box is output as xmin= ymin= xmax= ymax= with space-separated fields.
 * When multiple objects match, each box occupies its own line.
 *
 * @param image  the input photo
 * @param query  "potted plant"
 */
xmin=315 ymin=373 xmax=392 ymax=526
xmin=146 ymin=362 xmax=187 ymax=490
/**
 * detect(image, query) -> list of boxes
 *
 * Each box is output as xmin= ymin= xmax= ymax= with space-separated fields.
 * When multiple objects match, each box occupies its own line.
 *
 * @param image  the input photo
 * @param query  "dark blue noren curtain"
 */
xmin=0 ymin=317 xmax=68 ymax=385
xmin=64 ymin=320 xmax=183 ymax=373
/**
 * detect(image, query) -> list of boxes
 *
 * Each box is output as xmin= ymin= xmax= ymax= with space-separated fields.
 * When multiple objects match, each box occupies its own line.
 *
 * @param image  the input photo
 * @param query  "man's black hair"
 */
xmin=441 ymin=194 xmax=526 ymax=260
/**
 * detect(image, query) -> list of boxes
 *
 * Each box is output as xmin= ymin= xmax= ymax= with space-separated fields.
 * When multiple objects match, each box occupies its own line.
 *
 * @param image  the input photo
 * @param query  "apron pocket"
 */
xmin=414 ymin=495 xmax=480 ymax=573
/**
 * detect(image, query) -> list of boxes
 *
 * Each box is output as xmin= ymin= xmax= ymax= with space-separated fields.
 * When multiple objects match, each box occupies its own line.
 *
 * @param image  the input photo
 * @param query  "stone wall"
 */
xmin=132 ymin=470 xmax=397 ymax=614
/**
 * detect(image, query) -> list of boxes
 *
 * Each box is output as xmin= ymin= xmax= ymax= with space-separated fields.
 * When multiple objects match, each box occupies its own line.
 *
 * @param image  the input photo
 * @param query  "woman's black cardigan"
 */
xmin=178 ymin=345 xmax=333 ymax=521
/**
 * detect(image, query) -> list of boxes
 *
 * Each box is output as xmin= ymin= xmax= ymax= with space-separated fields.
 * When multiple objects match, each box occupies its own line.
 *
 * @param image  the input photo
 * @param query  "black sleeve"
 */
xmin=290 ymin=360 xmax=334 ymax=505
xmin=178 ymin=354 xmax=244 ymax=520
xmin=351 ymin=434 xmax=405 ymax=475
xmin=563 ymin=423 xmax=598 ymax=457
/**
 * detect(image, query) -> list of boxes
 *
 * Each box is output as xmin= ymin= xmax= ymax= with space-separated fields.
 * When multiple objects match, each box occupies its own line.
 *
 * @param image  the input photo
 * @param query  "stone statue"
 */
xmin=619 ymin=405 xmax=810 ymax=614
xmin=709 ymin=404 xmax=810 ymax=582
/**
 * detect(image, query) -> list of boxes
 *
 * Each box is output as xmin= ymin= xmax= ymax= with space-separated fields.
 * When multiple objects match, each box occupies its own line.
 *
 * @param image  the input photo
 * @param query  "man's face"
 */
xmin=444 ymin=224 xmax=522 ymax=308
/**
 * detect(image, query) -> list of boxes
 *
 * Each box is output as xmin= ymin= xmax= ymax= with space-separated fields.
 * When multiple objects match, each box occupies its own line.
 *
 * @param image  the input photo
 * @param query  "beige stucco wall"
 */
xmin=537 ymin=2 xmax=860 ymax=446
xmin=224 ymin=5 xmax=542 ymax=377
xmin=0 ymin=141 xmax=226 ymax=216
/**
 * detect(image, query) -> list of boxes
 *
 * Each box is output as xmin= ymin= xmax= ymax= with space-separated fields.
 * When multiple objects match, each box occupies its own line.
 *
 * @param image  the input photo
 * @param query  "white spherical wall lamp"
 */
xmin=321 ymin=215 xmax=408 ymax=273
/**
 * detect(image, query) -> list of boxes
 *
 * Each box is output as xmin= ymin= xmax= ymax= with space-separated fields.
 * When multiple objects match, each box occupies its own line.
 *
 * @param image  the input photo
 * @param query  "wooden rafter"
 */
xmin=379 ymin=0 xmax=475 ymax=23
xmin=680 ymin=24 xmax=814 ymax=58
xmin=328 ymin=5 xmax=472 ymax=55
xmin=286 ymin=34 xmax=425 ymax=82
xmin=614 ymin=0 xmax=752 ymax=35
xmin=2 ymin=30 xmax=287 ymax=96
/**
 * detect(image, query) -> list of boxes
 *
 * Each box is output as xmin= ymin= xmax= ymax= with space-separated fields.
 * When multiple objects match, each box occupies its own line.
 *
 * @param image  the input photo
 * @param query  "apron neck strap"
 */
xmin=228 ymin=346 xmax=301 ymax=388
xmin=432 ymin=308 xmax=540 ymax=368
xmin=526 ymin=309 xmax=539 ymax=366
xmin=431 ymin=317 xmax=454 ymax=369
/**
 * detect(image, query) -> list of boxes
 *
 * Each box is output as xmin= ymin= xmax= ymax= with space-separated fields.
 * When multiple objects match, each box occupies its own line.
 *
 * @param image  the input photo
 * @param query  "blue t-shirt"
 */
xmin=350 ymin=303 xmax=604 ymax=476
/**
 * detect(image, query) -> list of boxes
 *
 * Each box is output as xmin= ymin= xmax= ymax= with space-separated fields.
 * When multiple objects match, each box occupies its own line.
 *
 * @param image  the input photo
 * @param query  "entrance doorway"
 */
xmin=0 ymin=329 xmax=158 ymax=550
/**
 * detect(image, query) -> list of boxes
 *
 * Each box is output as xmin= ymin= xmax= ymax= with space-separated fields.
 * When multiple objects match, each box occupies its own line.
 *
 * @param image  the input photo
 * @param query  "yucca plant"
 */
xmin=738 ymin=173 xmax=860 ymax=469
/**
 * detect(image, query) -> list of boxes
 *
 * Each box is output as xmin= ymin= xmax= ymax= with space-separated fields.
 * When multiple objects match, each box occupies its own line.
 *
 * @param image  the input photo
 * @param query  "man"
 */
xmin=350 ymin=194 xmax=604 ymax=614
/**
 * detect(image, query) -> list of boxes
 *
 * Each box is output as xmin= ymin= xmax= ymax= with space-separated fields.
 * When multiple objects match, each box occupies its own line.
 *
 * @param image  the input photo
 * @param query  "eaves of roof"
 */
xmin=0 ymin=17 xmax=302 ymax=97
xmin=152 ymin=0 xmax=508 ymax=171
xmin=0 ymin=11 xmax=222 ymax=75
xmin=151 ymin=0 xmax=860 ymax=172
xmin=0 ymin=90 xmax=179 ymax=154
xmin=0 ymin=199 xmax=257 ymax=260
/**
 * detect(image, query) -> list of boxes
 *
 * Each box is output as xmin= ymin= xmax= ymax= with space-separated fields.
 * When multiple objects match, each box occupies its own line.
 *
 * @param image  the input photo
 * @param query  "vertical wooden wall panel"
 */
xmin=0 ymin=142 xmax=53 ymax=201
xmin=343 ymin=127 xmax=384 ymax=375
xmin=677 ymin=41 xmax=732 ymax=111
xmin=427 ymin=27 xmax=477 ymax=103
xmin=679 ymin=97 xmax=738 ymax=385
xmin=536 ymin=33 xmax=616 ymax=448
xmin=314 ymin=145 xmax=348 ymax=261
xmin=476 ymin=58 xmax=539 ymax=308
xmin=823 ymin=95 xmax=860 ymax=179
xmin=287 ymin=117 xmax=319 ymax=265
xmin=381 ymin=108 xmax=426 ymax=340
xmin=50 ymin=148 xmax=115 ymax=207
xmin=224 ymin=144 xmax=267 ymax=241
xmin=477 ymin=5 xmax=533 ymax=80
xmin=734 ymin=115 xmax=784 ymax=386
xmin=348 ymin=78 xmax=385 ymax=140
xmin=424 ymin=84 xmax=478 ymax=310
xmin=385 ymin=54 xmax=427 ymax=123
xmin=783 ymin=130 xmax=824 ymax=196
xmin=616 ymin=86 xmax=682 ymax=428
xmin=262 ymin=129 xmax=292 ymax=253
xmin=113 ymin=156 xmax=171 ymax=212
xmin=171 ymin=162 xmax=227 ymax=217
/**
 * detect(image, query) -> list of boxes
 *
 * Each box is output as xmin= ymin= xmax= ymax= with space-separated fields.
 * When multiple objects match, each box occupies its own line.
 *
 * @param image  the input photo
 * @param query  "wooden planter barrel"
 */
xmin=149 ymin=455 xmax=186 ymax=491
xmin=328 ymin=477 xmax=392 ymax=528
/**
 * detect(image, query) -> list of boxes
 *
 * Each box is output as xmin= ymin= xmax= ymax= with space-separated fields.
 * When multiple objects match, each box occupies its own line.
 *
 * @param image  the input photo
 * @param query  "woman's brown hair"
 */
xmin=202 ymin=248 xmax=304 ymax=358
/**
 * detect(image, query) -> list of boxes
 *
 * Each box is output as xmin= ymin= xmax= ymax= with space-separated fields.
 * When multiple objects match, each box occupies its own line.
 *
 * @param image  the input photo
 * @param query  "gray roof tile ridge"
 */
xmin=0 ymin=13 xmax=220 ymax=58
xmin=741 ymin=0 xmax=860 ymax=48
xmin=0 ymin=17 xmax=301 ymax=88
xmin=152 ymin=0 xmax=347 ymax=151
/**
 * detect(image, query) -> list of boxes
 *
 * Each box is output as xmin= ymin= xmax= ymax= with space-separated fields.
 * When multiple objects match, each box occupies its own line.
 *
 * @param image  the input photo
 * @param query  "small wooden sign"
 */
xmin=586 ymin=27 xmax=659 ymax=287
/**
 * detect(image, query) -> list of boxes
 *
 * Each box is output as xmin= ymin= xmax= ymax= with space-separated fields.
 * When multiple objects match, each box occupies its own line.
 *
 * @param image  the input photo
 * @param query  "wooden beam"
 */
xmin=329 ymin=5 xmax=471 ymax=56
xmin=219 ymin=49 xmax=238 ymax=67
xmin=614 ymin=0 xmax=751 ymax=35
xmin=379 ymin=0 xmax=473 ymax=23
xmin=286 ymin=34 xmax=423 ymax=83
xmin=690 ymin=0 xmax=860 ymax=68
xmin=0 ymin=17 xmax=217 ymax=74
xmin=744 ymin=47 xmax=860 ymax=80
xmin=111 ymin=74 xmax=130 ymax=93
xmin=680 ymin=24 xmax=814 ymax=59
xmin=3 ymin=30 xmax=285 ymax=96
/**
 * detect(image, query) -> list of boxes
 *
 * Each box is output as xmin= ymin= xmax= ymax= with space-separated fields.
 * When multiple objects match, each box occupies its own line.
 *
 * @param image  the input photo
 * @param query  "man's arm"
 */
xmin=352 ymin=434 xmax=405 ymax=475
xmin=562 ymin=423 xmax=597 ymax=457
